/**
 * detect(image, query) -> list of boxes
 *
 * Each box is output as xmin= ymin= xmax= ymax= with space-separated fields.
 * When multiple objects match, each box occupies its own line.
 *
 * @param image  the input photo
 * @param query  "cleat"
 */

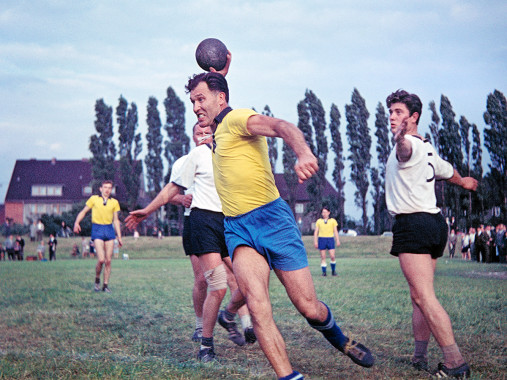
xmin=434 ymin=362 xmax=470 ymax=379
xmin=192 ymin=327 xmax=203 ymax=342
xmin=322 ymin=272 xmax=327 ymax=277
xmin=244 ymin=327 xmax=256 ymax=344
xmin=102 ymin=286 xmax=111 ymax=293
xmin=94 ymin=283 xmax=101 ymax=292
xmin=217 ymin=310 xmax=245 ymax=346
xmin=412 ymin=359 xmax=430 ymax=372
xmin=332 ymin=272 xmax=338 ymax=276
xmin=197 ymin=347 xmax=216 ymax=363
xmin=339 ymin=338 xmax=374 ymax=368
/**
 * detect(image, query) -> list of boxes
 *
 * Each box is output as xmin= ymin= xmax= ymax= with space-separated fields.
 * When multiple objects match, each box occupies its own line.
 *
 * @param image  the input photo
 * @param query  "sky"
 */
xmin=1 ymin=0 xmax=506 ymax=220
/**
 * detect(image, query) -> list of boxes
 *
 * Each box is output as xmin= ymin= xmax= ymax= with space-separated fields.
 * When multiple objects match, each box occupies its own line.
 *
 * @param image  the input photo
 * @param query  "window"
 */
xmin=32 ymin=185 xmax=62 ymax=197
xmin=295 ymin=203 xmax=304 ymax=214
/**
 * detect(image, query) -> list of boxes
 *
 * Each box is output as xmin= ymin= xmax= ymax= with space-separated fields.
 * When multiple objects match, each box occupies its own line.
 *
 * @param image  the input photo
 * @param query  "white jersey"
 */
xmin=171 ymin=144 xmax=222 ymax=213
xmin=386 ymin=134 xmax=454 ymax=216
xmin=170 ymin=155 xmax=192 ymax=217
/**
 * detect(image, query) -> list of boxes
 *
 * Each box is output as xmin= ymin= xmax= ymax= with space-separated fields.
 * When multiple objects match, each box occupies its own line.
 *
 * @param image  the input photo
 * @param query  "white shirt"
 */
xmin=170 ymin=155 xmax=192 ymax=217
xmin=171 ymin=144 xmax=222 ymax=213
xmin=386 ymin=135 xmax=454 ymax=215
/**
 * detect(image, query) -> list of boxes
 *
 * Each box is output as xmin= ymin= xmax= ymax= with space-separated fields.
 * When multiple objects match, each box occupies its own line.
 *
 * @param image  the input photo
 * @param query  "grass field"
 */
xmin=0 ymin=236 xmax=505 ymax=379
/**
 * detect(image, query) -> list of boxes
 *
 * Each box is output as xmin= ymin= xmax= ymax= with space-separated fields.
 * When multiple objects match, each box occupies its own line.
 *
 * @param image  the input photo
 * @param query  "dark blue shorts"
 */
xmin=318 ymin=237 xmax=335 ymax=250
xmin=224 ymin=197 xmax=308 ymax=271
xmin=189 ymin=208 xmax=228 ymax=259
xmin=91 ymin=224 xmax=116 ymax=242
xmin=390 ymin=212 xmax=447 ymax=259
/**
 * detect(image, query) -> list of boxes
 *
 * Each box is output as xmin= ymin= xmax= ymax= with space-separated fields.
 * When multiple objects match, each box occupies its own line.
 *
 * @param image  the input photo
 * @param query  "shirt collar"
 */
xmin=214 ymin=107 xmax=233 ymax=125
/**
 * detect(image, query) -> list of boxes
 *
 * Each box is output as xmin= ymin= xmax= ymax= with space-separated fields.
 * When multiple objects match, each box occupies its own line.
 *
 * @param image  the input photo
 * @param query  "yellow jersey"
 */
xmin=316 ymin=218 xmax=338 ymax=237
xmin=212 ymin=108 xmax=280 ymax=217
xmin=86 ymin=195 xmax=120 ymax=225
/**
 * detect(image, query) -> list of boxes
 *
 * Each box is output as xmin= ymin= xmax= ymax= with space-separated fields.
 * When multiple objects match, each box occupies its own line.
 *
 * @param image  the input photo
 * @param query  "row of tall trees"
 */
xmin=90 ymin=86 xmax=506 ymax=234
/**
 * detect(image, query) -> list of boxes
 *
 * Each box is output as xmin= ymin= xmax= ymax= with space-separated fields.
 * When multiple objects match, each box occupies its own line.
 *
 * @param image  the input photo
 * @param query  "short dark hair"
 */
xmin=101 ymin=180 xmax=113 ymax=186
xmin=386 ymin=90 xmax=422 ymax=125
xmin=185 ymin=72 xmax=229 ymax=103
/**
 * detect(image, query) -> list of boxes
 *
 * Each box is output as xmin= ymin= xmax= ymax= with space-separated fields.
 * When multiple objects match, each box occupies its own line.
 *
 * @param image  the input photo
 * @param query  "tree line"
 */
xmin=89 ymin=87 xmax=506 ymax=235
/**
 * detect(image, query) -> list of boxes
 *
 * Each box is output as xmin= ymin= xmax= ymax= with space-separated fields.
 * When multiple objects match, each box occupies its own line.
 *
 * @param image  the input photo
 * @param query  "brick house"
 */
xmin=4 ymin=158 xmax=143 ymax=225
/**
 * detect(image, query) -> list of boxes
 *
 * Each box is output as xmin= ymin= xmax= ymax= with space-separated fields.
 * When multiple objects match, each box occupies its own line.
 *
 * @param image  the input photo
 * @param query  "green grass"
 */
xmin=0 ymin=236 xmax=505 ymax=379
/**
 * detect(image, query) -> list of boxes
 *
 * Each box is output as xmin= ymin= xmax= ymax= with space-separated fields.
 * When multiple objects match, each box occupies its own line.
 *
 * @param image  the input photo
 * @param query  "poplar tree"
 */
xmin=329 ymin=103 xmax=346 ymax=228
xmin=90 ymin=98 xmax=116 ymax=191
xmin=483 ymin=89 xmax=507 ymax=219
xmin=282 ymin=141 xmax=298 ymax=214
xmin=372 ymin=102 xmax=391 ymax=234
xmin=345 ymin=88 xmax=371 ymax=233
xmin=428 ymin=100 xmax=441 ymax=152
xmin=297 ymin=90 xmax=328 ymax=217
xmin=471 ymin=124 xmax=484 ymax=222
xmin=164 ymin=86 xmax=189 ymax=183
xmin=145 ymin=97 xmax=164 ymax=196
xmin=117 ymin=97 xmax=142 ymax=210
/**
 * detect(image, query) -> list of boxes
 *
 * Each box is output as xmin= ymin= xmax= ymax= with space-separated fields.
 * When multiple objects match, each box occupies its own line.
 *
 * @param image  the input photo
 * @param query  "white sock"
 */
xmin=240 ymin=314 xmax=252 ymax=330
xmin=195 ymin=316 xmax=203 ymax=329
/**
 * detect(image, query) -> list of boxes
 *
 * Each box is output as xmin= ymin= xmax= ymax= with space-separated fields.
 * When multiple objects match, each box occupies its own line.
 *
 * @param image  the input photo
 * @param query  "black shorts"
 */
xmin=189 ymin=208 xmax=228 ymax=259
xmin=182 ymin=216 xmax=192 ymax=256
xmin=390 ymin=212 xmax=448 ymax=259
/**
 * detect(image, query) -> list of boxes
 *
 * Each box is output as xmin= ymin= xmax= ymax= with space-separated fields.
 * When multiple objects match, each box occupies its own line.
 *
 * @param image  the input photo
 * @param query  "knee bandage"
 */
xmin=204 ymin=264 xmax=227 ymax=291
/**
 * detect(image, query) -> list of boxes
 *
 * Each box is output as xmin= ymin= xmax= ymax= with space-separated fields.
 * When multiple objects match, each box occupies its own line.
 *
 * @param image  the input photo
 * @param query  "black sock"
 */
xmin=95 ymin=278 xmax=100 ymax=284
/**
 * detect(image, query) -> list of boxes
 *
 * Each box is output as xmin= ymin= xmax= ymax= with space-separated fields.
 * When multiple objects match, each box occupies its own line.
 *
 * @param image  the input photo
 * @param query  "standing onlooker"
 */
xmin=461 ymin=229 xmax=471 ymax=260
xmin=15 ymin=235 xmax=25 ymax=261
xmin=4 ymin=235 xmax=15 ymax=261
xmin=313 ymin=206 xmax=341 ymax=276
xmin=48 ymin=234 xmax=58 ymax=261
xmin=37 ymin=240 xmax=45 ymax=260
xmin=0 ymin=243 xmax=5 ymax=261
xmin=486 ymin=225 xmax=496 ymax=263
xmin=448 ymin=229 xmax=457 ymax=259
xmin=495 ymin=224 xmax=506 ymax=263
xmin=468 ymin=227 xmax=476 ymax=261
xmin=3 ymin=220 xmax=11 ymax=237
xmin=385 ymin=89 xmax=476 ymax=378
xmin=29 ymin=220 xmax=37 ymax=242
xmin=59 ymin=221 xmax=70 ymax=238
xmin=113 ymin=239 xmax=120 ymax=259
xmin=36 ymin=220 xmax=45 ymax=241
xmin=475 ymin=225 xmax=489 ymax=263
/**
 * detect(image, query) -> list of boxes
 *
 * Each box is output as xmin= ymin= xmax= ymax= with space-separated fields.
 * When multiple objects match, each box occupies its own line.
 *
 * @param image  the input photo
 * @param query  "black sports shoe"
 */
xmin=192 ymin=327 xmax=202 ymax=342
xmin=244 ymin=327 xmax=256 ymax=344
xmin=434 ymin=362 xmax=470 ymax=378
xmin=412 ymin=359 xmax=430 ymax=372
xmin=217 ymin=310 xmax=245 ymax=346
xmin=339 ymin=338 xmax=374 ymax=368
xmin=197 ymin=347 xmax=216 ymax=363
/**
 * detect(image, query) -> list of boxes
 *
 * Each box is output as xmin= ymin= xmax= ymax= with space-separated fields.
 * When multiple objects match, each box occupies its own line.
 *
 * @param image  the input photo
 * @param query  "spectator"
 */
xmin=113 ymin=238 xmax=120 ymax=259
xmin=495 ymin=224 xmax=506 ymax=264
xmin=71 ymin=243 xmax=80 ymax=258
xmin=4 ymin=235 xmax=15 ymax=261
xmin=3 ymin=219 xmax=11 ymax=237
xmin=461 ymin=229 xmax=471 ymax=260
xmin=59 ymin=221 xmax=71 ymax=238
xmin=469 ymin=227 xmax=476 ymax=261
xmin=15 ymin=235 xmax=25 ymax=261
xmin=48 ymin=234 xmax=58 ymax=261
xmin=36 ymin=220 xmax=45 ymax=241
xmin=37 ymin=241 xmax=45 ymax=261
xmin=81 ymin=237 xmax=90 ymax=258
xmin=29 ymin=220 xmax=37 ymax=242
xmin=133 ymin=230 xmax=139 ymax=240
xmin=475 ymin=225 xmax=489 ymax=263
xmin=448 ymin=229 xmax=457 ymax=259
xmin=0 ymin=243 xmax=4 ymax=261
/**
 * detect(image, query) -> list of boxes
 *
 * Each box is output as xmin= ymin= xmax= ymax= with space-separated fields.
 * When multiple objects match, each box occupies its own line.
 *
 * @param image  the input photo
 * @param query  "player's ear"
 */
xmin=410 ymin=111 xmax=420 ymax=124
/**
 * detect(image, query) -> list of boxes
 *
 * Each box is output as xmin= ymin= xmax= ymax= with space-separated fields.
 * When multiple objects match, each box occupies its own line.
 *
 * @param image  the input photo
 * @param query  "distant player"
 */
xmin=385 ymin=89 xmax=477 ymax=379
xmin=313 ymin=207 xmax=340 ymax=276
xmin=74 ymin=180 xmax=122 ymax=293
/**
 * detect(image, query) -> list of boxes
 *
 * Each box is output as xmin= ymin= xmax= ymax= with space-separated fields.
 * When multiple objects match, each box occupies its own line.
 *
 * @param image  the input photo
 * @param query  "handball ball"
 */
xmin=195 ymin=38 xmax=228 ymax=72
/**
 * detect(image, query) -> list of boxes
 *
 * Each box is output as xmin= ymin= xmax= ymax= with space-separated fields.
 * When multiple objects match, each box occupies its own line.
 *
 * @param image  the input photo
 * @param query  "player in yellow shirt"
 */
xmin=313 ymin=207 xmax=340 ymax=276
xmin=185 ymin=70 xmax=374 ymax=379
xmin=74 ymin=180 xmax=122 ymax=293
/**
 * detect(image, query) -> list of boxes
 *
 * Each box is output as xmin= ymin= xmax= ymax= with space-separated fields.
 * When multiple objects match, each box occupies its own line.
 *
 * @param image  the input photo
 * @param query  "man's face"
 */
xmin=193 ymin=125 xmax=213 ymax=146
xmin=190 ymin=82 xmax=224 ymax=129
xmin=321 ymin=209 xmax=330 ymax=219
xmin=388 ymin=102 xmax=417 ymax=134
xmin=100 ymin=183 xmax=113 ymax=198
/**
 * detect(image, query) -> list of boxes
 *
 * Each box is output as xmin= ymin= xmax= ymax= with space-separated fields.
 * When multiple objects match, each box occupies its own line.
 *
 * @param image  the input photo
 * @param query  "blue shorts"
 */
xmin=91 ymin=223 xmax=116 ymax=242
xmin=224 ymin=197 xmax=308 ymax=271
xmin=318 ymin=237 xmax=335 ymax=250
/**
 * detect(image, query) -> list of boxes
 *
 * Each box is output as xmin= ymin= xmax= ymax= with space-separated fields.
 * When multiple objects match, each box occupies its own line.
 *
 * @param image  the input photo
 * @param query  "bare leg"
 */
xmin=232 ymin=246 xmax=293 ymax=378
xmin=398 ymin=254 xmax=456 ymax=347
xmin=94 ymin=239 xmax=106 ymax=280
xmin=190 ymin=254 xmax=207 ymax=318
